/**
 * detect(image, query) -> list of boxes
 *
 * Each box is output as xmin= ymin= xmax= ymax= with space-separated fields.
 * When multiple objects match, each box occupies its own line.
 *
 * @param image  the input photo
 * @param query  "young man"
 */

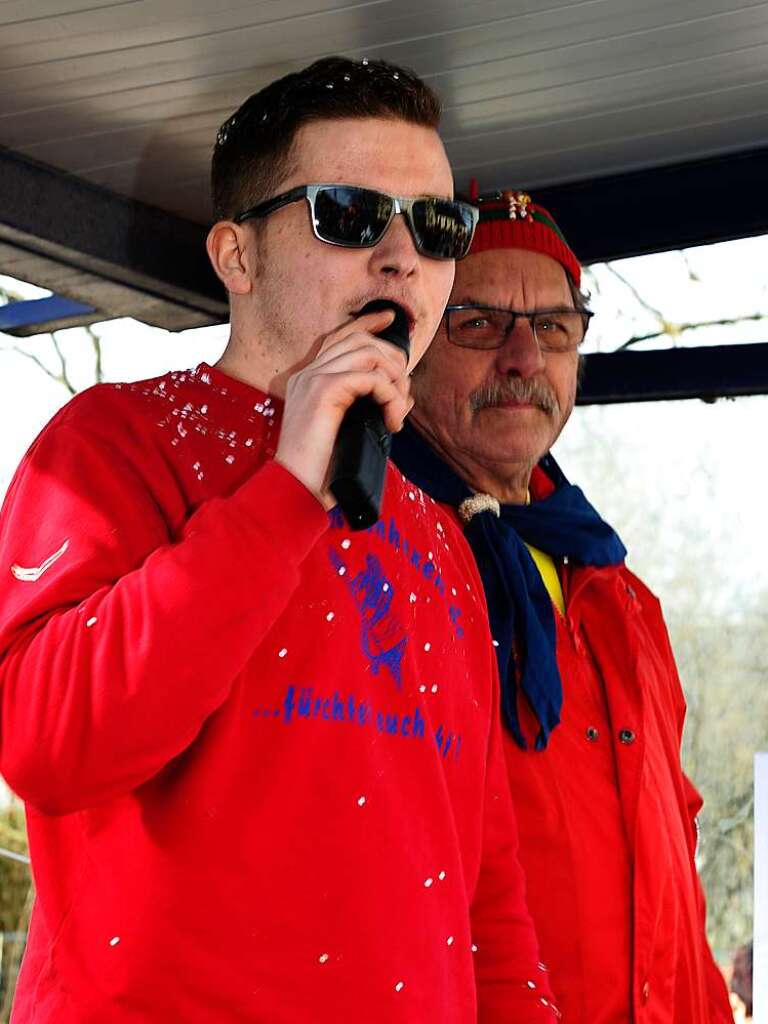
xmin=0 ymin=61 xmax=558 ymax=1023
xmin=392 ymin=187 xmax=733 ymax=1023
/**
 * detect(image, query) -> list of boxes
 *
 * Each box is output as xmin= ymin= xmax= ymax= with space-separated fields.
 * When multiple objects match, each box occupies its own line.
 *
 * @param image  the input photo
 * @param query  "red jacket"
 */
xmin=0 ymin=365 xmax=558 ymax=1023
xmin=500 ymin=468 xmax=733 ymax=1023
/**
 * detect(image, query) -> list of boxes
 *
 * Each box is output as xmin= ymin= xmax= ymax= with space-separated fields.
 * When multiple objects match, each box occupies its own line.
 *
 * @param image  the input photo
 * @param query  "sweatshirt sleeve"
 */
xmin=0 ymin=409 xmax=328 ymax=815
xmin=470 ymin=659 xmax=562 ymax=1022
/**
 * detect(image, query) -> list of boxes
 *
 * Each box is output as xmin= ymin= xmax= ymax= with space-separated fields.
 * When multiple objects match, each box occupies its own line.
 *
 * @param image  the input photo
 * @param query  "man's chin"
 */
xmin=473 ymin=415 xmax=555 ymax=459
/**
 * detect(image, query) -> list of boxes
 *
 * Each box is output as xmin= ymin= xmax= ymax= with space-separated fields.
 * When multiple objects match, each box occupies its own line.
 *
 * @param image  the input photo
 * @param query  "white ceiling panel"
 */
xmin=1 ymin=0 xmax=767 ymax=225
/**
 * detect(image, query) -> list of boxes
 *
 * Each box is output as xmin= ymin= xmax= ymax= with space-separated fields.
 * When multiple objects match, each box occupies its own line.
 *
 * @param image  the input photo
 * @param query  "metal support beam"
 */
xmin=535 ymin=147 xmax=768 ymax=265
xmin=578 ymin=343 xmax=768 ymax=405
xmin=0 ymin=147 xmax=227 ymax=332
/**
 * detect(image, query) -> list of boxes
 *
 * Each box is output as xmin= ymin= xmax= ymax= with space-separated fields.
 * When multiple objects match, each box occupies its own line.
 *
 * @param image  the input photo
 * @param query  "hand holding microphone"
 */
xmin=329 ymin=299 xmax=410 ymax=530
xmin=275 ymin=301 xmax=412 ymax=521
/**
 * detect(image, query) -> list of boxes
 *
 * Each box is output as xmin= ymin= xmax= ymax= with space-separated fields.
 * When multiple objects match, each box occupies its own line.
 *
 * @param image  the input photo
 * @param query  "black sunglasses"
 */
xmin=234 ymin=184 xmax=479 ymax=261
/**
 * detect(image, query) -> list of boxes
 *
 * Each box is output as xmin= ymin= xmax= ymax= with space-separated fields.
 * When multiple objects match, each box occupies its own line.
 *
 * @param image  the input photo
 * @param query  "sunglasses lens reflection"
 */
xmin=411 ymin=198 xmax=475 ymax=260
xmin=314 ymin=187 xmax=394 ymax=246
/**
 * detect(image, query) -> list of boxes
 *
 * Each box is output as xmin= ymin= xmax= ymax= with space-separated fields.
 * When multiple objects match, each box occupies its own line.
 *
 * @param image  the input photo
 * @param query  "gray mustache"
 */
xmin=469 ymin=378 xmax=559 ymax=415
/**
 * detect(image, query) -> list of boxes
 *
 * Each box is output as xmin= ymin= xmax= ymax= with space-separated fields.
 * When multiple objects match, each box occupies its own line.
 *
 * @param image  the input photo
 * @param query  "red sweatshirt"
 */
xmin=0 ymin=364 xmax=558 ymax=1024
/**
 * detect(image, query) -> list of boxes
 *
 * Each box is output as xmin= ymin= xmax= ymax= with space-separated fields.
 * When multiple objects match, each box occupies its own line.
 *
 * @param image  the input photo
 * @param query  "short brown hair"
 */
xmin=211 ymin=56 xmax=442 ymax=222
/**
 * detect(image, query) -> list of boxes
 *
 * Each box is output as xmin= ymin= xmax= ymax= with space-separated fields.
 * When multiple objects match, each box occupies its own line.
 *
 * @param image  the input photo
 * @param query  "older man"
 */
xmin=392 ymin=188 xmax=732 ymax=1023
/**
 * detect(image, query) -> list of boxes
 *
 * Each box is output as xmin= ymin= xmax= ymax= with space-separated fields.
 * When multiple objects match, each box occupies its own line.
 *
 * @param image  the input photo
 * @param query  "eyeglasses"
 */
xmin=444 ymin=304 xmax=593 ymax=352
xmin=234 ymin=184 xmax=479 ymax=261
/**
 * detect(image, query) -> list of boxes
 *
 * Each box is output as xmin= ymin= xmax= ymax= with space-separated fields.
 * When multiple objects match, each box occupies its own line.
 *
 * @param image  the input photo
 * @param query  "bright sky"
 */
xmin=555 ymin=394 xmax=768 ymax=611
xmin=582 ymin=234 xmax=768 ymax=352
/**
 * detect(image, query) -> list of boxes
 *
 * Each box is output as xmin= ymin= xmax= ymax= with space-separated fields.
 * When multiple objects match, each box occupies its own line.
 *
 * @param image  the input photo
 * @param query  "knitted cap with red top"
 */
xmin=466 ymin=180 xmax=581 ymax=287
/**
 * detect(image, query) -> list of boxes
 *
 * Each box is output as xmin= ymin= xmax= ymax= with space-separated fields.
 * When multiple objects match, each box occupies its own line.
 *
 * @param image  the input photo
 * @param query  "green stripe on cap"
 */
xmin=532 ymin=210 xmax=567 ymax=245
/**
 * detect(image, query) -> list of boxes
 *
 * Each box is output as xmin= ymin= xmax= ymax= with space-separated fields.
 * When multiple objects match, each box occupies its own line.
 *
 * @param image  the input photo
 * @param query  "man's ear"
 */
xmin=206 ymin=220 xmax=259 ymax=296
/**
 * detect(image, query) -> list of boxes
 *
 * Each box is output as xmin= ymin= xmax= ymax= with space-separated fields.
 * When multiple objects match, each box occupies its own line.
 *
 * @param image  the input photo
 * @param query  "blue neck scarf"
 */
xmin=391 ymin=422 xmax=627 ymax=750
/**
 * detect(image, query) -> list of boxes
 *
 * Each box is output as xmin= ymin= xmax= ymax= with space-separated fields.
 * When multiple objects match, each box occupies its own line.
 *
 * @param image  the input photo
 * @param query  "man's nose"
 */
xmin=495 ymin=317 xmax=546 ymax=378
xmin=369 ymin=214 xmax=419 ymax=278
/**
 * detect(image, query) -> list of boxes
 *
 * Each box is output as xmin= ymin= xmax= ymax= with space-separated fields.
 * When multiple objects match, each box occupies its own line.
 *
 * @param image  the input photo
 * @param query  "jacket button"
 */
xmin=586 ymin=726 xmax=599 ymax=742
xmin=641 ymin=980 xmax=650 ymax=1002
xmin=619 ymin=728 xmax=636 ymax=744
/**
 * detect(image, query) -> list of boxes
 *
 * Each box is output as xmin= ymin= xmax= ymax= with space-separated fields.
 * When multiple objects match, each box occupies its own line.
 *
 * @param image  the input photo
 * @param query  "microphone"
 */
xmin=329 ymin=299 xmax=411 ymax=531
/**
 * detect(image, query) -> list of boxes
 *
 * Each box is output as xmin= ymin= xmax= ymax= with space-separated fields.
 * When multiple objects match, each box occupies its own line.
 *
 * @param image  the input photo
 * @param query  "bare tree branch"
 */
xmin=1 ymin=346 xmax=61 ymax=384
xmin=616 ymin=311 xmax=768 ymax=351
xmin=50 ymin=332 xmax=77 ymax=395
xmin=604 ymin=263 xmax=666 ymax=321
xmin=85 ymin=325 xmax=104 ymax=384
xmin=681 ymin=251 xmax=702 ymax=283
xmin=0 ymin=337 xmax=79 ymax=396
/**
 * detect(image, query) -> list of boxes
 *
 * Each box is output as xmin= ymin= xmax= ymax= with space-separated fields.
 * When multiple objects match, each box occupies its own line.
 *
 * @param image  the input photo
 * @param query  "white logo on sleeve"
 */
xmin=11 ymin=539 xmax=70 ymax=582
